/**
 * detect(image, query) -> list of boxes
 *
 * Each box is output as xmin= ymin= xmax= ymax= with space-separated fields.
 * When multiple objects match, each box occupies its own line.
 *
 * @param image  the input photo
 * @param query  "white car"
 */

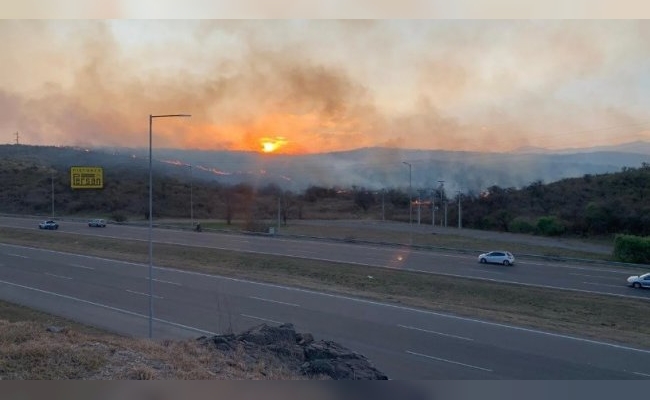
xmin=627 ymin=273 xmax=650 ymax=289
xmin=478 ymin=251 xmax=515 ymax=266
xmin=88 ymin=219 xmax=107 ymax=227
xmin=38 ymin=220 xmax=59 ymax=230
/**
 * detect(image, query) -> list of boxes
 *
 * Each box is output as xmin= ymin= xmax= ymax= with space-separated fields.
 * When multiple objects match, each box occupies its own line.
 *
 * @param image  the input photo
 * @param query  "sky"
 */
xmin=1 ymin=19 xmax=650 ymax=154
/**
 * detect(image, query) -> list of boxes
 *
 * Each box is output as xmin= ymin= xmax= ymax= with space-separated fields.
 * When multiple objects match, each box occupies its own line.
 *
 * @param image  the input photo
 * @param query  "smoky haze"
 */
xmin=1 ymin=20 xmax=650 ymax=154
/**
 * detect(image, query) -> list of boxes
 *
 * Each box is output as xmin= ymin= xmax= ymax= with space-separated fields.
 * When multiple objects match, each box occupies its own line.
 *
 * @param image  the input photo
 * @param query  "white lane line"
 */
xmin=240 ymin=314 xmax=282 ymax=324
xmin=44 ymin=272 xmax=72 ymax=280
xmin=398 ymin=324 xmax=474 ymax=341
xmin=7 ymin=253 xmax=28 ymax=258
xmin=633 ymin=371 xmax=650 ymax=378
xmin=469 ymin=268 xmax=504 ymax=275
xmin=406 ymin=350 xmax=493 ymax=372
xmin=151 ymin=278 xmax=182 ymax=286
xmin=582 ymin=282 xmax=625 ymax=288
xmin=0 ymin=278 xmax=216 ymax=336
xmin=249 ymin=296 xmax=300 ymax=307
xmin=5 ymin=243 xmax=650 ymax=351
xmin=69 ymin=263 xmax=95 ymax=270
xmin=126 ymin=289 xmax=163 ymax=299
xmin=570 ymin=273 xmax=617 ymax=279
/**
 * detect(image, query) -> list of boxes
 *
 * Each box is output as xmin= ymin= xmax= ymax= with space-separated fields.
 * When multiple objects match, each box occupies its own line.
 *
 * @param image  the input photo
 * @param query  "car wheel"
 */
xmin=633 ymin=282 xmax=642 ymax=289
xmin=503 ymin=260 xmax=510 ymax=266
xmin=480 ymin=258 xmax=487 ymax=264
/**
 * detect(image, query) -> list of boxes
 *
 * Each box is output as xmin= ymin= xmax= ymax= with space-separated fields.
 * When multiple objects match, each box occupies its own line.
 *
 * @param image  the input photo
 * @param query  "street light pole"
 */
xmin=51 ymin=172 xmax=54 ymax=219
xmin=188 ymin=164 xmax=194 ymax=229
xmin=403 ymin=162 xmax=412 ymax=226
xmin=457 ymin=190 xmax=462 ymax=229
xmin=438 ymin=180 xmax=445 ymax=227
xmin=149 ymin=113 xmax=191 ymax=339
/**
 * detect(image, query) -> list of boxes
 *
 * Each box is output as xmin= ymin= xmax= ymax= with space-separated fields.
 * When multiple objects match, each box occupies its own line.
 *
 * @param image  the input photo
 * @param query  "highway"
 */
xmin=1 ymin=216 xmax=650 ymax=379
xmin=1 ymin=216 xmax=648 ymax=300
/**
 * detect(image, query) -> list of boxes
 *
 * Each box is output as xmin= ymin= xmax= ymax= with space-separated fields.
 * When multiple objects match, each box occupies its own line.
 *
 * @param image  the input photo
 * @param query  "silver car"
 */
xmin=478 ymin=251 xmax=515 ymax=266
xmin=88 ymin=219 xmax=107 ymax=227
xmin=627 ymin=273 xmax=650 ymax=289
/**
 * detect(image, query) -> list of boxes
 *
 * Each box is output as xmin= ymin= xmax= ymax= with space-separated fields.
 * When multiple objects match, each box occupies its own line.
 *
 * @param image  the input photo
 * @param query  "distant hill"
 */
xmin=1 ymin=143 xmax=649 ymax=194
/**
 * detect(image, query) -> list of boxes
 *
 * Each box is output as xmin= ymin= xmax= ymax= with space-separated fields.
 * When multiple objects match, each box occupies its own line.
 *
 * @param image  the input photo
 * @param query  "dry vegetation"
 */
xmin=0 ymin=316 xmax=308 ymax=379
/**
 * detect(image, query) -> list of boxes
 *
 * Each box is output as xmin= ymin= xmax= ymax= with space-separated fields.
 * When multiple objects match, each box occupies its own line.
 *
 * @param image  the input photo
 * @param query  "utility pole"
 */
xmin=381 ymin=189 xmax=385 ymax=221
xmin=15 ymin=131 xmax=19 ymax=145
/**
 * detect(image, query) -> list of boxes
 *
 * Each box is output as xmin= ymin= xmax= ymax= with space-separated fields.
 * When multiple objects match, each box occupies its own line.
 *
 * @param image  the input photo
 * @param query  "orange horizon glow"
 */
xmin=260 ymin=137 xmax=288 ymax=154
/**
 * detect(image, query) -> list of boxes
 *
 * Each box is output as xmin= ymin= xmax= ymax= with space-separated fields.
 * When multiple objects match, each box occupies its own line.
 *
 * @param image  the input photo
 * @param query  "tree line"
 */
xmin=1 ymin=157 xmax=649 ymax=237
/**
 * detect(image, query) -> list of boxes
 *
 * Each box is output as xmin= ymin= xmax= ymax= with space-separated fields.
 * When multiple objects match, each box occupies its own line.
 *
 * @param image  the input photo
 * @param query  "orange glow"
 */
xmin=260 ymin=137 xmax=288 ymax=153
xmin=163 ymin=112 xmax=368 ymax=154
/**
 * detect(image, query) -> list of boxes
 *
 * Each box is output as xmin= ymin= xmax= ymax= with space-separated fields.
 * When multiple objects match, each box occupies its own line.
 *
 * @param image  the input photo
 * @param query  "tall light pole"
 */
xmin=187 ymin=164 xmax=194 ymax=229
xmin=457 ymin=190 xmax=462 ymax=229
xmin=403 ymin=162 xmax=412 ymax=226
xmin=381 ymin=189 xmax=385 ymax=222
xmin=149 ymin=113 xmax=191 ymax=339
xmin=51 ymin=171 xmax=54 ymax=219
xmin=438 ymin=180 xmax=445 ymax=227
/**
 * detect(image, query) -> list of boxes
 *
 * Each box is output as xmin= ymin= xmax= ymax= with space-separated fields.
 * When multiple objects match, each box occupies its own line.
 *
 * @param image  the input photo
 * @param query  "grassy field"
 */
xmin=1 ymin=226 xmax=649 ymax=350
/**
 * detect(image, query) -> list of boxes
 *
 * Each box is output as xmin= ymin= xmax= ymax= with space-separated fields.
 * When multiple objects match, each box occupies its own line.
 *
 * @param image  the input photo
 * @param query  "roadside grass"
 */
xmin=1 ymin=227 xmax=649 ymax=349
xmin=158 ymin=218 xmax=613 ymax=261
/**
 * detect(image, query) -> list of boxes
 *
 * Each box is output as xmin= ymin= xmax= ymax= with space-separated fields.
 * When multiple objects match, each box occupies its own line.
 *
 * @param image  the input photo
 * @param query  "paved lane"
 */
xmin=1 ymin=243 xmax=649 ymax=379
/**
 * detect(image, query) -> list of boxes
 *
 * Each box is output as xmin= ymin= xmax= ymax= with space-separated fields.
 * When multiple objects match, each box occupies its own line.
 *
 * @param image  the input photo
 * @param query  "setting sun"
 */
xmin=260 ymin=137 xmax=288 ymax=153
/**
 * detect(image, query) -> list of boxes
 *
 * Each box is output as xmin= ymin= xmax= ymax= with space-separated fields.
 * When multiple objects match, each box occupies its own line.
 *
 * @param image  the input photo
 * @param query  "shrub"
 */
xmin=613 ymin=234 xmax=650 ymax=264
xmin=509 ymin=217 xmax=536 ymax=234
xmin=536 ymin=216 xmax=566 ymax=236
xmin=111 ymin=212 xmax=127 ymax=223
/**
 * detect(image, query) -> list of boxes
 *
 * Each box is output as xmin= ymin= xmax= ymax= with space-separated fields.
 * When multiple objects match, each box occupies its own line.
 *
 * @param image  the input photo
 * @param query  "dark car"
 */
xmin=38 ymin=220 xmax=59 ymax=230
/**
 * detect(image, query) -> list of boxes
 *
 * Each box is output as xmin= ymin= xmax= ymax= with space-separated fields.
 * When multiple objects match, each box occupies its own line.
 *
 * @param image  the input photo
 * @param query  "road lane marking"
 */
xmin=581 ymin=282 xmax=625 ymax=288
xmin=570 ymin=273 xmax=618 ymax=279
xmin=69 ymin=263 xmax=95 ymax=270
xmin=398 ymin=324 xmax=474 ymax=341
xmin=0 ymin=278 xmax=216 ymax=336
xmin=633 ymin=371 xmax=650 ymax=378
xmin=469 ymin=268 xmax=504 ymax=275
xmin=7 ymin=253 xmax=28 ymax=258
xmin=44 ymin=273 xmax=72 ymax=280
xmin=3 ymin=242 xmax=648 ymax=301
xmin=5 ymin=243 xmax=650 ymax=352
xmin=126 ymin=289 xmax=163 ymax=299
xmin=249 ymin=296 xmax=300 ymax=307
xmin=241 ymin=314 xmax=282 ymax=324
xmin=406 ymin=350 xmax=493 ymax=372
xmin=150 ymin=278 xmax=182 ymax=286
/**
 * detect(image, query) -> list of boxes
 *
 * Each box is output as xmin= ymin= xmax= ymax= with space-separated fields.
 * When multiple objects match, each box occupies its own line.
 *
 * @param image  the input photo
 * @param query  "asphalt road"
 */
xmin=0 ymin=216 xmax=650 ymax=379
xmin=1 ymin=243 xmax=650 ymax=379
xmin=1 ymin=216 xmax=648 ymax=300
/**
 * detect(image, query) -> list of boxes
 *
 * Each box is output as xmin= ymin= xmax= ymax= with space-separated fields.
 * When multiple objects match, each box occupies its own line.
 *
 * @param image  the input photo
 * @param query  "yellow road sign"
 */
xmin=70 ymin=166 xmax=103 ymax=189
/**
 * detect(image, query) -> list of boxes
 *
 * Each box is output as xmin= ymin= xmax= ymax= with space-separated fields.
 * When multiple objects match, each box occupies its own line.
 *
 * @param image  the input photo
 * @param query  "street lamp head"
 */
xmin=151 ymin=114 xmax=192 ymax=119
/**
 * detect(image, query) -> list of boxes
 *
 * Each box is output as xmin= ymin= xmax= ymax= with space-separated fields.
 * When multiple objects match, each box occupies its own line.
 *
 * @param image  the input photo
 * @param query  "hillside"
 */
xmin=0 ymin=145 xmax=649 ymax=237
